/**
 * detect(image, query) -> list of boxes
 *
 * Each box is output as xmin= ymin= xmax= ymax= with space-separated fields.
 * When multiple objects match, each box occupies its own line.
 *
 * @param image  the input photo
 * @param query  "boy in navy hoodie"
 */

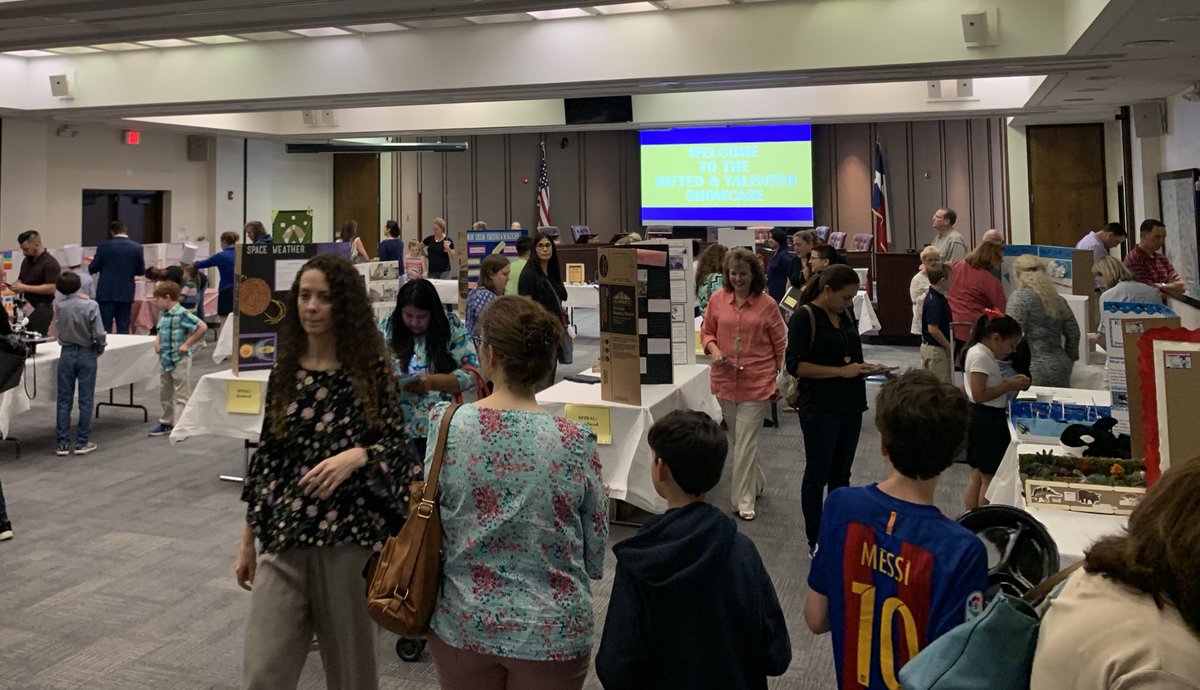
xmin=596 ymin=410 xmax=791 ymax=689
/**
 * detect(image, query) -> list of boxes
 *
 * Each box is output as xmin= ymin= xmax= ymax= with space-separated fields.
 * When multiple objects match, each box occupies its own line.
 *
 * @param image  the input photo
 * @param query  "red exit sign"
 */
xmin=123 ymin=130 xmax=140 ymax=145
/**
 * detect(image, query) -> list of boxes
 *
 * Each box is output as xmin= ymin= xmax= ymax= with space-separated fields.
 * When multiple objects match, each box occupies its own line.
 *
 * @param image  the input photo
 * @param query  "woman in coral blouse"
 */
xmin=947 ymin=240 xmax=1007 ymax=358
xmin=701 ymin=247 xmax=787 ymax=521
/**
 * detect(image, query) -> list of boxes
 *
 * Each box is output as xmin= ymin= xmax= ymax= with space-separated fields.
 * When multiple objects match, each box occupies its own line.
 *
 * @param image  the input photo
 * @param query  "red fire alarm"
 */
xmin=123 ymin=130 xmax=141 ymax=145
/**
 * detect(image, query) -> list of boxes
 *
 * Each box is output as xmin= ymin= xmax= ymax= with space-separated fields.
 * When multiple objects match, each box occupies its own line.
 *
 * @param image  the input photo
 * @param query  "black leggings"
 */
xmin=799 ymin=409 xmax=864 ymax=549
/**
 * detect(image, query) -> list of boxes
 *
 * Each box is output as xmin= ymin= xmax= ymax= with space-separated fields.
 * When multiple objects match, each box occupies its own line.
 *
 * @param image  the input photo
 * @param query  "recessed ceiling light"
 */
xmin=3 ymin=49 xmax=56 ymax=57
xmin=658 ymin=0 xmax=730 ymax=7
xmin=1123 ymin=39 xmax=1175 ymax=48
xmin=593 ymin=2 xmax=659 ymax=14
xmin=527 ymin=8 xmax=593 ymax=19
xmin=464 ymin=13 xmax=534 ymax=23
xmin=290 ymin=27 xmax=352 ymax=37
xmin=400 ymin=18 xmax=473 ymax=29
xmin=343 ymin=22 xmax=406 ymax=33
xmin=235 ymin=31 xmax=300 ymax=41
xmin=92 ymin=42 xmax=150 ymax=51
xmin=1157 ymin=14 xmax=1200 ymax=22
xmin=47 ymin=46 xmax=101 ymax=54
xmin=138 ymin=38 xmax=196 ymax=48
xmin=188 ymin=35 xmax=247 ymax=44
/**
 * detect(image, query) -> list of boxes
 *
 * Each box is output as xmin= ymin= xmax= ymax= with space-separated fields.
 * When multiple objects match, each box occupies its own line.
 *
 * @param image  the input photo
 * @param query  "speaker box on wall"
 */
xmin=961 ymin=10 xmax=988 ymax=44
xmin=49 ymin=71 xmax=74 ymax=99
xmin=564 ymin=96 xmax=633 ymax=126
xmin=187 ymin=135 xmax=211 ymax=162
xmin=1132 ymin=102 xmax=1167 ymax=138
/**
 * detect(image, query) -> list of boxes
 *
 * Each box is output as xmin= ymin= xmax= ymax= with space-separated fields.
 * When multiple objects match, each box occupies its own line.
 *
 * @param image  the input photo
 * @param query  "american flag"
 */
xmin=537 ymin=141 xmax=551 ymax=228
xmin=871 ymin=140 xmax=891 ymax=253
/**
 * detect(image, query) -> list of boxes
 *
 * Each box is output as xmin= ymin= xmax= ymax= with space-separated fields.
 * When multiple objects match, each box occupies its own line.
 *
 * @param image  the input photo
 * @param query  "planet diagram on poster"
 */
xmin=239 ymin=276 xmax=286 ymax=325
xmin=273 ymin=209 xmax=313 ymax=244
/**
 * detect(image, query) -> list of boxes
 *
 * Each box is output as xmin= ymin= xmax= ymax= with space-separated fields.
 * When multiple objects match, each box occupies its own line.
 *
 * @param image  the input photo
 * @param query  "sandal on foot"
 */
xmin=736 ymin=510 xmax=756 ymax=521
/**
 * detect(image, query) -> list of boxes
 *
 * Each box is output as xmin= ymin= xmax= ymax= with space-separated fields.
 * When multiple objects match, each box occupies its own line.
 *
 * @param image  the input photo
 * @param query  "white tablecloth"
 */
xmin=564 ymin=284 xmax=599 ymax=310
xmin=536 ymin=364 xmax=721 ymax=514
xmin=0 ymin=334 xmax=159 ymax=439
xmin=986 ymin=386 xmax=1126 ymax=566
xmin=171 ymin=369 xmax=271 ymax=444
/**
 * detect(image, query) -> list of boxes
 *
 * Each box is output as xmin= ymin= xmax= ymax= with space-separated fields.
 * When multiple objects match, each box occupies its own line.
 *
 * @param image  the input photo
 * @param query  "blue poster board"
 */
xmin=466 ymin=230 xmax=524 ymax=289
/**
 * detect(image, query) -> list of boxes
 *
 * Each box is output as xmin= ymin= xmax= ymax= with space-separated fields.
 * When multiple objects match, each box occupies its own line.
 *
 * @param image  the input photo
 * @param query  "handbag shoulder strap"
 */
xmin=1022 ymin=560 xmax=1084 ymax=605
xmin=423 ymin=403 xmax=462 ymax=498
xmin=802 ymin=304 xmax=816 ymax=349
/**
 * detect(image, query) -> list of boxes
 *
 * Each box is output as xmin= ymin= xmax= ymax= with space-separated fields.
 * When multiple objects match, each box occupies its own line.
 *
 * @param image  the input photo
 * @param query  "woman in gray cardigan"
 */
xmin=1007 ymin=254 xmax=1080 ymax=387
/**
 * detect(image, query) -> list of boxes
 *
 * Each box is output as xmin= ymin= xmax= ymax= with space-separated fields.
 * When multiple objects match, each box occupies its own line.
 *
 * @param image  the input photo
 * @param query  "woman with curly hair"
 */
xmin=1031 ymin=457 xmax=1200 ymax=688
xmin=381 ymin=279 xmax=479 ymax=458
xmin=1007 ymin=254 xmax=1079 ymax=387
xmin=234 ymin=253 xmax=417 ymax=689
xmin=695 ymin=243 xmax=728 ymax=315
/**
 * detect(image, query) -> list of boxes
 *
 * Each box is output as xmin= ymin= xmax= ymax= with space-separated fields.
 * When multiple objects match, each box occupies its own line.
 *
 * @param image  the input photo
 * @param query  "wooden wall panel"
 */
xmin=944 ymin=119 xmax=973 ymax=242
xmin=445 ymin=143 xmax=473 ymax=232
xmin=812 ymin=124 xmax=836 ymax=230
xmin=546 ymin=134 xmax=580 ymax=231
xmin=582 ymin=131 xmax=622 ymax=238
xmin=992 ymin=120 xmax=1010 ymax=240
xmin=621 ymin=131 xmax=640 ymax=233
xmin=834 ymin=123 xmax=872 ymax=236
xmin=910 ymin=121 xmax=945 ymax=248
xmin=970 ymin=119 xmax=996 ymax=243
xmin=419 ymin=137 xmax=444 ymax=239
xmin=509 ymin=133 xmax=539 ymax=231
xmin=475 ymin=135 xmax=507 ymax=229
xmin=875 ymin=121 xmax=912 ymax=248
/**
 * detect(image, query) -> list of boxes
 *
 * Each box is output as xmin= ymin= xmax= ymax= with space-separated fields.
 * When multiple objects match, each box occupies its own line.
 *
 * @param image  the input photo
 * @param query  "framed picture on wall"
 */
xmin=273 ymin=209 xmax=313 ymax=244
xmin=1157 ymin=169 xmax=1200 ymax=302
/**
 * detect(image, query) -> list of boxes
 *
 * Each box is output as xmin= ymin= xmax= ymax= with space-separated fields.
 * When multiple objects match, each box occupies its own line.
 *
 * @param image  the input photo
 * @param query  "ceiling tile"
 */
xmin=400 ymin=18 xmax=473 ymax=29
xmin=3 ymin=49 xmax=55 ymax=57
xmin=527 ymin=8 xmax=594 ymax=19
xmin=91 ymin=42 xmax=150 ymax=51
xmin=343 ymin=22 xmax=407 ymax=33
xmin=235 ymin=31 xmax=301 ymax=41
xmin=138 ymin=38 xmax=196 ymax=48
xmin=47 ymin=46 xmax=102 ymax=54
xmin=290 ymin=27 xmax=352 ymax=37
xmin=464 ymin=13 xmax=534 ymax=24
xmin=593 ymin=2 xmax=660 ymax=14
xmin=187 ymin=35 xmax=247 ymax=45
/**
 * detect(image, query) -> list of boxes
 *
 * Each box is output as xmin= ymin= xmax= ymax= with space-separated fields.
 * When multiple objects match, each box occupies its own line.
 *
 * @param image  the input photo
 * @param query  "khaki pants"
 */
xmin=244 ymin=544 xmax=377 ymax=690
xmin=718 ymin=399 xmax=770 ymax=513
xmin=158 ymin=358 xmax=191 ymax=426
xmin=920 ymin=343 xmax=952 ymax=384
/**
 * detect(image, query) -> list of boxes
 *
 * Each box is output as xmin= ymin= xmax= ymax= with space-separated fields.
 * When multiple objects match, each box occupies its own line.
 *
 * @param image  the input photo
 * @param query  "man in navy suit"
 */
xmin=89 ymin=220 xmax=146 ymax=334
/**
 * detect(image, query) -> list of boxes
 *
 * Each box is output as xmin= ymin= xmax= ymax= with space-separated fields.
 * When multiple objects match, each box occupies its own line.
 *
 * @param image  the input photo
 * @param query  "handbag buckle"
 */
xmin=416 ymin=499 xmax=435 ymax=519
xmin=392 ymin=586 xmax=409 ymax=601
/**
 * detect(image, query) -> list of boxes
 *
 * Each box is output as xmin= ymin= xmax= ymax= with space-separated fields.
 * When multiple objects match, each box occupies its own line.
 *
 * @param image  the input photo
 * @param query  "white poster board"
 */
xmin=1102 ymin=301 xmax=1175 ymax=435
xmin=636 ymin=238 xmax=696 ymax=366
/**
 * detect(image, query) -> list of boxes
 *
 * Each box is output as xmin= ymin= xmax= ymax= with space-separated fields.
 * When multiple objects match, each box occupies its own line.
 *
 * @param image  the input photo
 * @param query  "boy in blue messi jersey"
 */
xmin=804 ymin=369 xmax=987 ymax=690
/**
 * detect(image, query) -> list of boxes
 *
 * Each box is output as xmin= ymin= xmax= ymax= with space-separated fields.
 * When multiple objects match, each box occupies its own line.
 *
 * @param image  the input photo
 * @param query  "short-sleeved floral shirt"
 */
xmin=378 ymin=310 xmax=479 ymax=440
xmin=241 ymin=360 xmax=419 ymax=554
xmin=427 ymin=402 xmax=609 ymax=661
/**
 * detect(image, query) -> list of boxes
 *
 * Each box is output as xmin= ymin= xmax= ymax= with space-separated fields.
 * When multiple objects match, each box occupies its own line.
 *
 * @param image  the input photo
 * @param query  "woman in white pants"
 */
xmin=700 ymin=247 xmax=787 ymax=521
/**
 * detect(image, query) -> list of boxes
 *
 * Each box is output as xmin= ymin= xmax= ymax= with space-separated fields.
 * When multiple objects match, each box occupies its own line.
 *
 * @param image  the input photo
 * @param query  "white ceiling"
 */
xmin=0 ymin=0 xmax=1197 ymax=136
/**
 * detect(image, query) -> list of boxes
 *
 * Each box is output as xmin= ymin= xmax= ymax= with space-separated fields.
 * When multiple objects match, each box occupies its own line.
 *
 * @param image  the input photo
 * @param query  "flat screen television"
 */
xmin=640 ymin=124 xmax=814 ymax=227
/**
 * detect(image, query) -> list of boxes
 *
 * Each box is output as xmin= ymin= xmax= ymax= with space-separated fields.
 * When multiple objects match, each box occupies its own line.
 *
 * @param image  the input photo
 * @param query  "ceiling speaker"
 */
xmin=1132 ymin=102 xmax=1167 ymax=138
xmin=926 ymin=81 xmax=943 ymax=100
xmin=955 ymin=79 xmax=974 ymax=98
xmin=961 ymin=10 xmax=988 ymax=44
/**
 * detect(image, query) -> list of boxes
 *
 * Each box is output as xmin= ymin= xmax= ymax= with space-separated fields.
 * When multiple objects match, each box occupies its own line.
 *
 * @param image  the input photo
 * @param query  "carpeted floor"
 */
xmin=0 ymin=313 xmax=972 ymax=689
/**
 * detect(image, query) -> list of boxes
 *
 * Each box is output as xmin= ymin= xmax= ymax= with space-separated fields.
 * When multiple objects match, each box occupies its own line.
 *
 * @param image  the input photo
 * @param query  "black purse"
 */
xmin=0 ymin=334 xmax=31 ymax=395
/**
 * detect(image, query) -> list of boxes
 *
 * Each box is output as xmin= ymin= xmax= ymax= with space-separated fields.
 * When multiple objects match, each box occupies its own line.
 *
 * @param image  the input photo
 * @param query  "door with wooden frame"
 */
xmin=1027 ymin=124 xmax=1107 ymax=247
xmin=333 ymin=153 xmax=381 ymax=259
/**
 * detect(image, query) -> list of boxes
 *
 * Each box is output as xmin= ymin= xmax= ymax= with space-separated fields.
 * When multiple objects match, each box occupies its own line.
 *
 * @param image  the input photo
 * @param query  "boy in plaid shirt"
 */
xmin=149 ymin=281 xmax=207 ymax=436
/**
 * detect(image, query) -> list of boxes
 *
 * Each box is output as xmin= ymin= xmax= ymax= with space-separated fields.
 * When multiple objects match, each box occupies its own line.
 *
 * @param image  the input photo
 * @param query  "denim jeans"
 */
xmin=56 ymin=344 xmax=98 ymax=445
xmin=99 ymin=300 xmax=132 ymax=334
xmin=798 ymin=408 xmax=864 ymax=549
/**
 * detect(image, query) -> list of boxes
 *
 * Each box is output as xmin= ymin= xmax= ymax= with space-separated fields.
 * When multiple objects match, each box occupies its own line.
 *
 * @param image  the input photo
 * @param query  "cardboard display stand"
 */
xmin=636 ymin=246 xmax=674 ymax=385
xmin=233 ymin=242 xmax=349 ymax=373
xmin=356 ymin=260 xmax=401 ymax=323
xmin=1135 ymin=327 xmax=1200 ymax=484
xmin=1119 ymin=313 xmax=1180 ymax=461
xmin=598 ymin=248 xmax=641 ymax=405
xmin=1102 ymin=302 xmax=1176 ymax=438
xmin=636 ymin=238 xmax=696 ymax=367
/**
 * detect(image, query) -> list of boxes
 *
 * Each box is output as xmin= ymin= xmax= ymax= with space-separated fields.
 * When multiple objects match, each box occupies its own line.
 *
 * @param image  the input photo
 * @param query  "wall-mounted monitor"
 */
xmin=639 ymin=124 xmax=814 ymax=227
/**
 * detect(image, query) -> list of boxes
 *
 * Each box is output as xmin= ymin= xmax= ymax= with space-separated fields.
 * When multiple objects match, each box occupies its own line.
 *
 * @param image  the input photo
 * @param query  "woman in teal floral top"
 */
xmin=235 ymin=254 xmax=417 ymax=689
xmin=426 ymin=295 xmax=608 ymax=690
xmin=380 ymin=278 xmax=479 ymax=457
xmin=696 ymin=243 xmax=728 ymax=315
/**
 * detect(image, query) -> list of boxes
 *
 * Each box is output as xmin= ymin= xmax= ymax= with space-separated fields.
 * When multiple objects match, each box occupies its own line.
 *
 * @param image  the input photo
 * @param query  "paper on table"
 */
xmin=227 ymin=379 xmax=264 ymax=414
xmin=564 ymin=404 xmax=612 ymax=444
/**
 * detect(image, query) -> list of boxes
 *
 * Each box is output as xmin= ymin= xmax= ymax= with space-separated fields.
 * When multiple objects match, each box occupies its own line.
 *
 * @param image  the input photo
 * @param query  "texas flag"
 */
xmin=871 ymin=141 xmax=891 ymax=253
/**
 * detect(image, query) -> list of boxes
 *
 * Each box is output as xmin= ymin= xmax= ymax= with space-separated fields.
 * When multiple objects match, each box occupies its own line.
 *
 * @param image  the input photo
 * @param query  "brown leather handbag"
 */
xmin=366 ymin=403 xmax=461 ymax=636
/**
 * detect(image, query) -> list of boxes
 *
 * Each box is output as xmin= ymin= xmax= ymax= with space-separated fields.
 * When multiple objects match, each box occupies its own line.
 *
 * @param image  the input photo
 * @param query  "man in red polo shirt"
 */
xmin=1124 ymin=219 xmax=1185 ymax=298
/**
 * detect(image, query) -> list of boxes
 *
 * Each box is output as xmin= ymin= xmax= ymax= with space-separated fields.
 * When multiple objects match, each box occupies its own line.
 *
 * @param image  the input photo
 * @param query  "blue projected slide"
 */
xmin=639 ymin=124 xmax=814 ymax=226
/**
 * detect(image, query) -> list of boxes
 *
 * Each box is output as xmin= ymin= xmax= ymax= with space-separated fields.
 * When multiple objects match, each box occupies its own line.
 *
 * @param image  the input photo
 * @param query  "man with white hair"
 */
xmin=982 ymin=228 xmax=1005 ymax=247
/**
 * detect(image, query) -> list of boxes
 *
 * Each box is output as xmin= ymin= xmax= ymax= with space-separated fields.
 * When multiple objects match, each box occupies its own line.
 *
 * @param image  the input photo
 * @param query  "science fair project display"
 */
xmin=636 ymin=238 xmax=696 ymax=367
xmin=598 ymin=247 xmax=642 ymax=406
xmin=640 ymin=124 xmax=814 ymax=226
xmin=631 ymin=246 xmax=675 ymax=386
xmin=274 ymin=209 xmax=313 ymax=244
xmin=1135 ymin=326 xmax=1200 ymax=484
xmin=355 ymin=261 xmax=401 ymax=323
xmin=233 ymin=242 xmax=350 ymax=373
xmin=1100 ymin=301 xmax=1176 ymax=439
xmin=466 ymin=229 xmax=523 ymax=289
xmin=1002 ymin=244 xmax=1096 ymax=329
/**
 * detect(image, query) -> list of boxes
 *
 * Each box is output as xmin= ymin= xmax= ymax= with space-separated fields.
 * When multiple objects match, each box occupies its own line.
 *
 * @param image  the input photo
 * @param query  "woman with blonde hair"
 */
xmin=909 ymin=245 xmax=943 ymax=336
xmin=1092 ymin=255 xmax=1162 ymax=347
xmin=1007 ymin=254 xmax=1079 ymax=387
xmin=695 ymin=243 xmax=729 ymax=315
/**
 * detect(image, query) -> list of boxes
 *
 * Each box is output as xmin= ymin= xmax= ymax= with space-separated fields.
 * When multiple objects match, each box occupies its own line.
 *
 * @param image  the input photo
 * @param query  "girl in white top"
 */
xmin=961 ymin=309 xmax=1030 ymax=510
xmin=909 ymin=245 xmax=942 ymax=335
xmin=1031 ymin=457 xmax=1200 ymax=689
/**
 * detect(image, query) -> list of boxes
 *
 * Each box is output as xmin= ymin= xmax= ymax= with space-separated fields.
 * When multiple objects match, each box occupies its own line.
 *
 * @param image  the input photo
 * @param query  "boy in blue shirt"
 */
xmin=804 ymin=370 xmax=987 ymax=690
xmin=149 ymin=281 xmax=206 ymax=437
xmin=920 ymin=264 xmax=953 ymax=383
xmin=54 ymin=271 xmax=107 ymax=456
xmin=596 ymin=410 xmax=791 ymax=690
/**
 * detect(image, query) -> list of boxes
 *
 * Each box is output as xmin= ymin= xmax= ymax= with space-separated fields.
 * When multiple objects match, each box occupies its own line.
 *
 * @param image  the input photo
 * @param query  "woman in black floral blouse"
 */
xmin=234 ymin=253 xmax=417 ymax=689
